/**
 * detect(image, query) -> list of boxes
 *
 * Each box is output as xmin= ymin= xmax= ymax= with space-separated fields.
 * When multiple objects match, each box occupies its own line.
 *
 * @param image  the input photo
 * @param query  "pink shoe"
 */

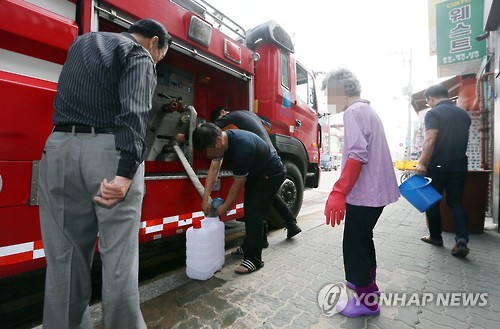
xmin=336 ymin=297 xmax=380 ymax=317
xmin=346 ymin=281 xmax=381 ymax=296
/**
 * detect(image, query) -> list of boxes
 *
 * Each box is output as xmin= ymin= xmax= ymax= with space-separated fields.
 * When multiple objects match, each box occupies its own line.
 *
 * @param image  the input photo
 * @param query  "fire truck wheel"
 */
xmin=268 ymin=161 xmax=304 ymax=229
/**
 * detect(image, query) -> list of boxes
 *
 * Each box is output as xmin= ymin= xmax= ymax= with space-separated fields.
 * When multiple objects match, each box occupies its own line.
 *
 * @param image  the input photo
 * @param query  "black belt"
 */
xmin=53 ymin=125 xmax=115 ymax=134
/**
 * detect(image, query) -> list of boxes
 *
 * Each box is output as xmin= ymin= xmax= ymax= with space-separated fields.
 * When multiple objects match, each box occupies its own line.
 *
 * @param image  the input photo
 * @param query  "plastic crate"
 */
xmin=395 ymin=160 xmax=418 ymax=171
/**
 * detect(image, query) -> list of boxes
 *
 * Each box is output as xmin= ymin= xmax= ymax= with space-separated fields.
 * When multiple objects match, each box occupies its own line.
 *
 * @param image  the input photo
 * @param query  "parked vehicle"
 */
xmin=0 ymin=0 xmax=320 ymax=278
xmin=320 ymin=154 xmax=334 ymax=171
xmin=320 ymin=154 xmax=341 ymax=171
xmin=332 ymin=154 xmax=341 ymax=171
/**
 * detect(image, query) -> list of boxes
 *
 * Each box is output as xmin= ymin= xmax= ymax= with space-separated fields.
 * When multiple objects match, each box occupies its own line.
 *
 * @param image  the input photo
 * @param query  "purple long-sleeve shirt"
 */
xmin=342 ymin=100 xmax=400 ymax=207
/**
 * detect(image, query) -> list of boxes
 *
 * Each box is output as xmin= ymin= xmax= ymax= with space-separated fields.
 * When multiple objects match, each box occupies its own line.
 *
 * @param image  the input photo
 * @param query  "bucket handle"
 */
xmin=402 ymin=174 xmax=433 ymax=188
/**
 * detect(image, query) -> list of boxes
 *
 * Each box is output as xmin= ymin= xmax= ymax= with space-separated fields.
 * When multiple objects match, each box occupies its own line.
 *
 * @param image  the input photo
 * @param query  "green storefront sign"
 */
xmin=436 ymin=0 xmax=486 ymax=74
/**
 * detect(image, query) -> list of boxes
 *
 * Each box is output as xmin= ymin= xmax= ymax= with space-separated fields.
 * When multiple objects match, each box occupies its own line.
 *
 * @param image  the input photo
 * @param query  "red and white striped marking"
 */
xmin=0 ymin=203 xmax=244 ymax=266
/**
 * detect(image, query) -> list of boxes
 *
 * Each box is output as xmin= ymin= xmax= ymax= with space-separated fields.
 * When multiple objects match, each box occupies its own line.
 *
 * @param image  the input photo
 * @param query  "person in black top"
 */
xmin=38 ymin=19 xmax=171 ymax=328
xmin=416 ymin=84 xmax=471 ymax=257
xmin=211 ymin=107 xmax=302 ymax=254
xmin=193 ymin=123 xmax=286 ymax=274
xmin=211 ymin=107 xmax=273 ymax=139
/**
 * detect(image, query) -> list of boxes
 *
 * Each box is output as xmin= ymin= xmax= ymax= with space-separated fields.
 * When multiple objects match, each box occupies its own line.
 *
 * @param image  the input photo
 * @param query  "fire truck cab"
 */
xmin=0 ymin=0 xmax=320 ymax=278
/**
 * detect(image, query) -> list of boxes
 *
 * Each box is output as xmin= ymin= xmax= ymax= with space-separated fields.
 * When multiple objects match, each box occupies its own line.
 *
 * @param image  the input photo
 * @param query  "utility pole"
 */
xmin=327 ymin=113 xmax=332 ymax=154
xmin=404 ymin=48 xmax=413 ymax=161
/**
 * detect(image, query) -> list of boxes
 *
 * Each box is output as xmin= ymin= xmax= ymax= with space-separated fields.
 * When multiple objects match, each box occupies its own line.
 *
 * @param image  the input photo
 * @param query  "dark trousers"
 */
xmin=273 ymin=195 xmax=297 ymax=227
xmin=259 ymin=193 xmax=296 ymax=244
xmin=425 ymin=170 xmax=468 ymax=243
xmin=243 ymin=172 xmax=285 ymax=266
xmin=343 ymin=204 xmax=384 ymax=287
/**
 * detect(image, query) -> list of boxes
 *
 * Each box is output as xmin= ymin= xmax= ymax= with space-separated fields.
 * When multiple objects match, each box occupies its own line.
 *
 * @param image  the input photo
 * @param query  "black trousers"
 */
xmin=425 ymin=170 xmax=468 ymax=243
xmin=250 ymin=191 xmax=295 ymax=245
xmin=243 ymin=172 xmax=285 ymax=266
xmin=273 ymin=194 xmax=297 ymax=226
xmin=343 ymin=203 xmax=384 ymax=287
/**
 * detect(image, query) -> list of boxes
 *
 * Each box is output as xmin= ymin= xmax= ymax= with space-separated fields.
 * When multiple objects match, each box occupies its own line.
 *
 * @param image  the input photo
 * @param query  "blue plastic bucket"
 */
xmin=399 ymin=175 xmax=442 ymax=212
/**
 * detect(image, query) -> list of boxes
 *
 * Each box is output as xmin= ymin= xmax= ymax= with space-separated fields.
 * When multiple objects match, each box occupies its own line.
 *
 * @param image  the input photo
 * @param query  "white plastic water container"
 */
xmin=185 ymin=217 xmax=224 ymax=280
xmin=203 ymin=216 xmax=225 ymax=272
xmin=186 ymin=218 xmax=214 ymax=280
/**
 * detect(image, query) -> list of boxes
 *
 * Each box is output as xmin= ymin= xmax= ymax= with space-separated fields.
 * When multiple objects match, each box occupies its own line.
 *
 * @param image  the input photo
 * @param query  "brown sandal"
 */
xmin=421 ymin=235 xmax=444 ymax=246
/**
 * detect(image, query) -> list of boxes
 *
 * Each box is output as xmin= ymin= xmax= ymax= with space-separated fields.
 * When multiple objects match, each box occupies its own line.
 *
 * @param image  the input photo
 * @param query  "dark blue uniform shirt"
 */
xmin=223 ymin=130 xmax=283 ymax=181
xmin=424 ymin=100 xmax=471 ymax=172
xmin=214 ymin=110 xmax=275 ymax=150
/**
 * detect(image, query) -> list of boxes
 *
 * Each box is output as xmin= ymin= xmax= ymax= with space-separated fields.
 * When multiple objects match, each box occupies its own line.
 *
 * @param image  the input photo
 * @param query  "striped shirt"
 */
xmin=53 ymin=32 xmax=157 ymax=178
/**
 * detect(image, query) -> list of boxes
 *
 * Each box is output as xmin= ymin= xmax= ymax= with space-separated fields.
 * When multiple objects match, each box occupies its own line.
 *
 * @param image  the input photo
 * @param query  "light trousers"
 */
xmin=39 ymin=131 xmax=146 ymax=329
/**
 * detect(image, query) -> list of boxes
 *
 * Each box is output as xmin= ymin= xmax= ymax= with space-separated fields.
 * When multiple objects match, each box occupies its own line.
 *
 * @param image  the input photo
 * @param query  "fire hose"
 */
xmin=173 ymin=145 xmax=223 ymax=217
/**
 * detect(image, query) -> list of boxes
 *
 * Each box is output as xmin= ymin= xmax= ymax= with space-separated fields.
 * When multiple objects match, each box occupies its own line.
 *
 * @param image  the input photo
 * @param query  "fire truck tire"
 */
xmin=268 ymin=161 xmax=304 ymax=229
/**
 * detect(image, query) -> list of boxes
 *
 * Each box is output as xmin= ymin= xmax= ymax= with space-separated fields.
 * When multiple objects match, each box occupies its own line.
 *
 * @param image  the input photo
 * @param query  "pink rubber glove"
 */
xmin=324 ymin=158 xmax=363 ymax=227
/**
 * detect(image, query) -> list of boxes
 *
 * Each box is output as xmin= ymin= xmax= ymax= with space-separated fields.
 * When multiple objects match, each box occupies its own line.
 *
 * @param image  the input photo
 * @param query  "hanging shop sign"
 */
xmin=428 ymin=0 xmax=448 ymax=56
xmin=435 ymin=0 xmax=486 ymax=78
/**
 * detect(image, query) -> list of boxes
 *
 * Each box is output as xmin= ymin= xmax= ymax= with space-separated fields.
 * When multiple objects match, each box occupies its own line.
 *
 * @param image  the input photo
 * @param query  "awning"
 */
xmin=410 ymin=76 xmax=461 ymax=113
xmin=485 ymin=0 xmax=500 ymax=31
xmin=410 ymin=74 xmax=480 ymax=113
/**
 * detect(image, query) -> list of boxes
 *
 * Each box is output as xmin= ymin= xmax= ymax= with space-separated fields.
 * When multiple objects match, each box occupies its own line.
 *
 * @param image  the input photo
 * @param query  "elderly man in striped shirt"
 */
xmin=38 ymin=19 xmax=171 ymax=329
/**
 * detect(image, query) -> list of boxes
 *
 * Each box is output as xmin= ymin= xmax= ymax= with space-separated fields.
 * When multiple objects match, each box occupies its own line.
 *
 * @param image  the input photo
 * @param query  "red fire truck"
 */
xmin=0 ymin=0 xmax=320 ymax=278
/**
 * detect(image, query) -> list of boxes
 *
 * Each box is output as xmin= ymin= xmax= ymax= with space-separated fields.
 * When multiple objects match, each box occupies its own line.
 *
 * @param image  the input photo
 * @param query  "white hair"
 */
xmin=321 ymin=67 xmax=361 ymax=97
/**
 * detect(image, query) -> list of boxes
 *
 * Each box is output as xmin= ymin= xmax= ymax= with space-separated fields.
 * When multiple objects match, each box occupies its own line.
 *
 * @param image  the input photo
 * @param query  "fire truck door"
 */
xmin=292 ymin=63 xmax=318 ymax=155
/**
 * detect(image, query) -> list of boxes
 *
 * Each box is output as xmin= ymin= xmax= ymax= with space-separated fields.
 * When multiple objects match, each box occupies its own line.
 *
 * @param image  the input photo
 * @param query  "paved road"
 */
xmin=133 ymin=196 xmax=499 ymax=329
xmin=33 ymin=170 xmax=500 ymax=328
xmin=129 ymin=194 xmax=500 ymax=329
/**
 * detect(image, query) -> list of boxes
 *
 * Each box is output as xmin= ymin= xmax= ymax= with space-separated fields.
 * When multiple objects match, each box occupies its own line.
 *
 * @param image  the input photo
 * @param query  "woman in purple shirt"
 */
xmin=322 ymin=68 xmax=399 ymax=317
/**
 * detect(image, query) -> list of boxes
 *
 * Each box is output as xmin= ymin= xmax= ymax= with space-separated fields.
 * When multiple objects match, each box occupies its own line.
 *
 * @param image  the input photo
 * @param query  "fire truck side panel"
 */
xmin=0 ymin=206 xmax=44 ymax=277
xmin=0 ymin=206 xmax=40 ymax=248
xmin=0 ymin=0 xmax=78 ymax=65
xmin=0 ymin=72 xmax=56 ymax=161
xmin=0 ymin=0 xmax=74 ymax=277
xmin=252 ymin=44 xmax=283 ymax=134
xmin=100 ymin=0 xmax=255 ymax=75
xmin=102 ymin=0 xmax=194 ymax=44
xmin=0 ymin=162 xmax=32 ymax=207
xmin=139 ymin=177 xmax=242 ymax=244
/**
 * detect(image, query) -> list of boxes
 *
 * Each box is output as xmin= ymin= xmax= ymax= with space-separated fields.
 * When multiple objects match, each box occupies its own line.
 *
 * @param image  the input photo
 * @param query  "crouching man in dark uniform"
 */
xmin=211 ymin=108 xmax=302 ymax=255
xmin=193 ymin=122 xmax=285 ymax=274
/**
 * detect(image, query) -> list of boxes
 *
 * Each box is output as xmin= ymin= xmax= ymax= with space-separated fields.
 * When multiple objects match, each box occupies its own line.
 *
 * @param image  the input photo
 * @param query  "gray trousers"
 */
xmin=38 ymin=131 xmax=146 ymax=329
